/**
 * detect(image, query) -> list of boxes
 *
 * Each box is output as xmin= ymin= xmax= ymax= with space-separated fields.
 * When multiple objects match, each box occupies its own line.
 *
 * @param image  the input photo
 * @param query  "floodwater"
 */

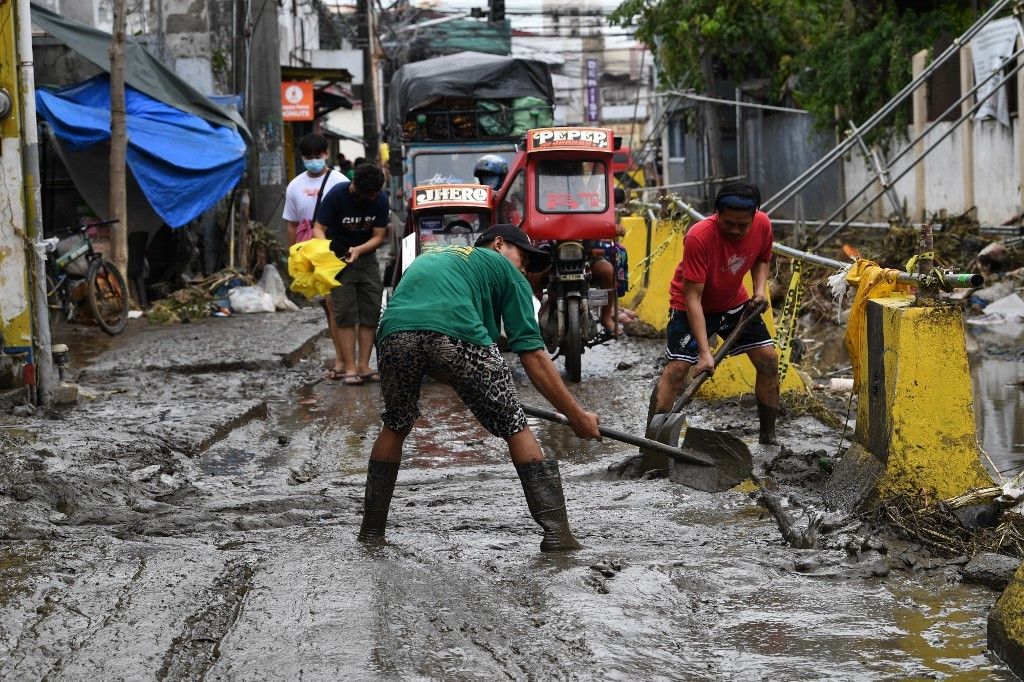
xmin=0 ymin=319 xmax=1013 ymax=679
xmin=969 ymin=326 xmax=1024 ymax=477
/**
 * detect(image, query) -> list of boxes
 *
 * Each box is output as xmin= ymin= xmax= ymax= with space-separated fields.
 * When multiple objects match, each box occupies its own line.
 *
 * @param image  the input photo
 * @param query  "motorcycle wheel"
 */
xmin=564 ymin=298 xmax=582 ymax=382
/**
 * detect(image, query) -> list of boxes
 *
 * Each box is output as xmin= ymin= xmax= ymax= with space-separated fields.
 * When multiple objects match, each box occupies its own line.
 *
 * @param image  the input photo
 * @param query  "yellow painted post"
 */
xmin=618 ymin=215 xmax=648 ymax=310
xmin=632 ymin=218 xmax=682 ymax=332
xmin=989 ymin=563 xmax=1024 ymax=677
xmin=0 ymin=0 xmax=34 ymax=359
xmin=846 ymin=297 xmax=993 ymax=501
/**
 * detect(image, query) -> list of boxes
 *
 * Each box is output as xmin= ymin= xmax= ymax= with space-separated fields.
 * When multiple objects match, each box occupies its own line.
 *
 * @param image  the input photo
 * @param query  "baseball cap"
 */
xmin=475 ymin=224 xmax=550 ymax=272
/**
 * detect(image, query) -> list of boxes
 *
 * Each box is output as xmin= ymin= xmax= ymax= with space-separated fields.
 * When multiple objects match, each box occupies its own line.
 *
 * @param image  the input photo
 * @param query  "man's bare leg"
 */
xmin=654 ymin=359 xmax=693 ymax=414
xmin=592 ymin=258 xmax=616 ymax=332
xmin=356 ymin=324 xmax=376 ymax=377
xmin=324 ymin=298 xmax=345 ymax=373
xmin=336 ymin=325 xmax=358 ymax=377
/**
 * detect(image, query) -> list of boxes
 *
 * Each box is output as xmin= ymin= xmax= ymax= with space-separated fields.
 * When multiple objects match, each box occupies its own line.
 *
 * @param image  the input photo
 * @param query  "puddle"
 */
xmin=969 ymin=326 xmax=1024 ymax=478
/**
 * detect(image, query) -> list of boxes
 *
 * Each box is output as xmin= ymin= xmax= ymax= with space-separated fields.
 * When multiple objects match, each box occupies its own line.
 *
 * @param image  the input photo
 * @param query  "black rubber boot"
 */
xmin=357 ymin=459 xmax=400 ymax=543
xmin=758 ymin=402 xmax=780 ymax=446
xmin=515 ymin=459 xmax=582 ymax=552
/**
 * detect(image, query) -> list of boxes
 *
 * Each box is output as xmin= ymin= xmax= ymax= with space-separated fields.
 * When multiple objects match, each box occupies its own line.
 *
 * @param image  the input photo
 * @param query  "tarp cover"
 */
xmin=36 ymin=75 xmax=247 ymax=228
xmin=387 ymin=52 xmax=554 ymax=126
xmin=30 ymin=2 xmax=250 ymax=141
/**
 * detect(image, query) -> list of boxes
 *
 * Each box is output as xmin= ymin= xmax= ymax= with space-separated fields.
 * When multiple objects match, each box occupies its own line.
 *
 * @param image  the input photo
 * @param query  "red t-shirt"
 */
xmin=669 ymin=211 xmax=773 ymax=313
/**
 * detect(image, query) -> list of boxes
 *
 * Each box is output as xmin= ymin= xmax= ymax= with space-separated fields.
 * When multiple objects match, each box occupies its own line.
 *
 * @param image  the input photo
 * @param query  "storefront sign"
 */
xmin=585 ymin=59 xmax=600 ymax=122
xmin=281 ymin=81 xmax=314 ymax=121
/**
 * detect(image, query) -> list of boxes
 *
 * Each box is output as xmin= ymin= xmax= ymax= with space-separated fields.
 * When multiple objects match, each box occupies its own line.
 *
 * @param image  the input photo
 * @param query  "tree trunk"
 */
xmin=698 ymin=51 xmax=723 ymax=181
xmin=108 ymin=0 xmax=129 ymax=286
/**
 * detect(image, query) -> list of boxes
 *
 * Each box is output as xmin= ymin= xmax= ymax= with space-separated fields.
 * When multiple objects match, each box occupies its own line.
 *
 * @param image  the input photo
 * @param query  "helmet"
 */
xmin=474 ymin=154 xmax=509 ymax=190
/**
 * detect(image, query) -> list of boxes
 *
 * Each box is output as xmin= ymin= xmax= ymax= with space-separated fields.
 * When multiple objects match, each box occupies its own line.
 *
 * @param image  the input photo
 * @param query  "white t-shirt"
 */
xmin=282 ymin=169 xmax=346 ymax=223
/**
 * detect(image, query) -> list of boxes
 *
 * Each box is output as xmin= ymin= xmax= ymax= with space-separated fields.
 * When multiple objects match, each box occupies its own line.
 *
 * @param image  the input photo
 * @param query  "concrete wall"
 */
xmin=159 ymin=0 xmax=214 ymax=95
xmin=843 ymin=120 xmax=1021 ymax=225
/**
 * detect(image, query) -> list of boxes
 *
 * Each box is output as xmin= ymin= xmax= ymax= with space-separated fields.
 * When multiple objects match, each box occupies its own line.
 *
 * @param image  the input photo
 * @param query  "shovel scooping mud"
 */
xmin=639 ymin=300 xmax=769 ymax=492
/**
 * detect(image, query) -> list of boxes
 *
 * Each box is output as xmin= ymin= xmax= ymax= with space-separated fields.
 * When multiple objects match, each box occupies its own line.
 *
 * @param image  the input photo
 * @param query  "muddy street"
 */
xmin=0 ymin=312 xmax=1013 ymax=679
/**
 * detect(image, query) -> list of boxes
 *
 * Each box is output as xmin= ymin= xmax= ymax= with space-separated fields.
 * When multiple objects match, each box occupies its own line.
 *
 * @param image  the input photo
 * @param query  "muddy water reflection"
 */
xmin=969 ymin=329 xmax=1024 ymax=476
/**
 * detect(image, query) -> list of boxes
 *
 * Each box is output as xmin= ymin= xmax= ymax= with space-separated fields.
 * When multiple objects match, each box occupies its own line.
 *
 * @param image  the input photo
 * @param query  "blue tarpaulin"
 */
xmin=36 ymin=74 xmax=247 ymax=228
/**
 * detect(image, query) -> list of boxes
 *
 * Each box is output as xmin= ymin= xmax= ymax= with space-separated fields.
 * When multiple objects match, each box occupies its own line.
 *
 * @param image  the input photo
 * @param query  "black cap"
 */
xmin=475 ymin=224 xmax=549 ymax=272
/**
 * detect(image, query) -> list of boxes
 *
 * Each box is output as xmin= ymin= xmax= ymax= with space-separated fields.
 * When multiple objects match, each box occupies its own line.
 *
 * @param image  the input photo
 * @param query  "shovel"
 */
xmin=521 ymin=404 xmax=717 ymax=467
xmin=640 ymin=300 xmax=769 ymax=492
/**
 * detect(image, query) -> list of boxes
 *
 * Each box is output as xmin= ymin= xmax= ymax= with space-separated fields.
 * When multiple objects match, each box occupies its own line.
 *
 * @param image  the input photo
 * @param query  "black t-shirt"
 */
xmin=315 ymin=181 xmax=390 ymax=257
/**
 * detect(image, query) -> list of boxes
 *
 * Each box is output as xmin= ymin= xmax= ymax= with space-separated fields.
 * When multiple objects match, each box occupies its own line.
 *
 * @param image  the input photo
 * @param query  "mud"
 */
xmin=0 ymin=314 xmax=1014 ymax=678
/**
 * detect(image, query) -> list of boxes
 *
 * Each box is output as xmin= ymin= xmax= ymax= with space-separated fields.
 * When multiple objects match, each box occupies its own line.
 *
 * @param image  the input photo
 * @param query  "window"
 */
xmin=498 ymin=171 xmax=526 ymax=226
xmin=536 ymin=160 xmax=607 ymax=214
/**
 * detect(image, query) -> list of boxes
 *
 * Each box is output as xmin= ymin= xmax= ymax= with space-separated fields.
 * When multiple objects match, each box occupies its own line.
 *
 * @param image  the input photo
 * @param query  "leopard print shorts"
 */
xmin=377 ymin=331 xmax=527 ymax=439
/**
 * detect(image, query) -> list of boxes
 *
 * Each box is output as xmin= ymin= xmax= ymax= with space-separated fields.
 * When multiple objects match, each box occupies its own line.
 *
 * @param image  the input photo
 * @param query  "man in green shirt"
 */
xmin=359 ymin=225 xmax=602 ymax=552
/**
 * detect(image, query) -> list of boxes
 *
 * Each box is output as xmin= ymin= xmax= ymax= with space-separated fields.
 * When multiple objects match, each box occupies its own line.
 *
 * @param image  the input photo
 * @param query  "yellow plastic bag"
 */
xmin=288 ymin=238 xmax=346 ymax=299
xmin=844 ymin=259 xmax=911 ymax=390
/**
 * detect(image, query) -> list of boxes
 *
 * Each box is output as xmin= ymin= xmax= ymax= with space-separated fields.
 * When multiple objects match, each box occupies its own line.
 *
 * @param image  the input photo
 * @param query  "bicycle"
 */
xmin=44 ymin=220 xmax=129 ymax=336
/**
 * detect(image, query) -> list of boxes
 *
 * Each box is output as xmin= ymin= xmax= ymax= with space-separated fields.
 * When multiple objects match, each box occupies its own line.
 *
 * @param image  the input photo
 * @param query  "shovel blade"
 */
xmin=668 ymin=427 xmax=753 ymax=493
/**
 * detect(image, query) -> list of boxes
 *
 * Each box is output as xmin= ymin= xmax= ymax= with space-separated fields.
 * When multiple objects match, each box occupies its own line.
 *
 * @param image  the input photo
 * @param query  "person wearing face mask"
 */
xmin=313 ymin=163 xmax=390 ymax=385
xmin=283 ymin=133 xmax=347 ymax=379
xmin=357 ymin=224 xmax=602 ymax=551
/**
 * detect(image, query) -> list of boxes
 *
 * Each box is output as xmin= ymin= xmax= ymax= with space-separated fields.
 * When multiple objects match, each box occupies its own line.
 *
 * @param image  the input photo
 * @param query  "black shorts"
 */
xmin=665 ymin=303 xmax=774 ymax=363
xmin=377 ymin=331 xmax=527 ymax=438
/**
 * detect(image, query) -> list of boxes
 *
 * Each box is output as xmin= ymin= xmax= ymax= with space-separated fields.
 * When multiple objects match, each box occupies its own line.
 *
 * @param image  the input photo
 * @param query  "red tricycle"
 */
xmin=495 ymin=126 xmax=621 ymax=382
xmin=392 ymin=183 xmax=496 ymax=283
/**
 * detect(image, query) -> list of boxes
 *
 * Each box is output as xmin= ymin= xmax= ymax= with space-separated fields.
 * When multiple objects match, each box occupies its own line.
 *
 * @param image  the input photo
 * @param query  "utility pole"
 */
xmin=108 ymin=0 xmax=128 ymax=281
xmin=358 ymin=0 xmax=380 ymax=162
xmin=10 ymin=0 xmax=55 ymax=405
xmin=244 ymin=0 xmax=285 ymax=231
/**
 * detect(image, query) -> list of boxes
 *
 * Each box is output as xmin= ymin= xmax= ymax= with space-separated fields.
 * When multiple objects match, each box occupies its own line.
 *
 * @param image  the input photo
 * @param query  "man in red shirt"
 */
xmin=651 ymin=182 xmax=780 ymax=445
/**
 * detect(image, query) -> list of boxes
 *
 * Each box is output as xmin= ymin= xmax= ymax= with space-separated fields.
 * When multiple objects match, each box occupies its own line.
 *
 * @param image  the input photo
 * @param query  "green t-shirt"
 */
xmin=377 ymin=246 xmax=545 ymax=353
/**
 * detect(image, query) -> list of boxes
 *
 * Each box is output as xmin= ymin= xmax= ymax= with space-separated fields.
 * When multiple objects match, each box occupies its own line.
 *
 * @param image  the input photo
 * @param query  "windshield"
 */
xmin=536 ymin=160 xmax=607 ymax=213
xmin=412 ymin=150 xmax=516 ymax=186
xmin=418 ymin=212 xmax=487 ymax=250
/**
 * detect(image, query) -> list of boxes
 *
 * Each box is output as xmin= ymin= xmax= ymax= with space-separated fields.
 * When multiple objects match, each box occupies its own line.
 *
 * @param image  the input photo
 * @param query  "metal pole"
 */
xmin=810 ymin=46 xmax=1024 ymax=244
xmin=848 ymin=119 xmax=904 ymax=221
xmin=16 ymin=0 xmax=55 ymax=406
xmin=814 ymin=56 xmax=1024 ymax=249
xmin=665 ymin=196 xmax=984 ymax=289
xmin=761 ymin=0 xmax=1013 ymax=214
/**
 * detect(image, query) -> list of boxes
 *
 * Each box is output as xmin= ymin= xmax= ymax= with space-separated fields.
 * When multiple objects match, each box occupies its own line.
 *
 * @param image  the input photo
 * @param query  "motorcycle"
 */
xmin=495 ymin=126 xmax=621 ymax=382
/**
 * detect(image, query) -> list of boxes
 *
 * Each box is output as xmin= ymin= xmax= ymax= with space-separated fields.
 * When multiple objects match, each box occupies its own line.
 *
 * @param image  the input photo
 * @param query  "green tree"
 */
xmin=610 ymin=0 xmax=826 ymax=175
xmin=795 ymin=2 xmax=976 ymax=139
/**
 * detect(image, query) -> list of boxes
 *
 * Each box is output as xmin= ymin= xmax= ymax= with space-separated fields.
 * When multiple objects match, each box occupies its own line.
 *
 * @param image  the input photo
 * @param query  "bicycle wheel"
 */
xmin=46 ymin=272 xmax=71 ymax=331
xmin=86 ymin=259 xmax=128 ymax=335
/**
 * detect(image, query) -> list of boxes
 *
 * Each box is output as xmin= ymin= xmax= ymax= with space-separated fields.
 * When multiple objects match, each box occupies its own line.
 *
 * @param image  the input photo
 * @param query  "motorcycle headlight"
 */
xmin=558 ymin=242 xmax=584 ymax=261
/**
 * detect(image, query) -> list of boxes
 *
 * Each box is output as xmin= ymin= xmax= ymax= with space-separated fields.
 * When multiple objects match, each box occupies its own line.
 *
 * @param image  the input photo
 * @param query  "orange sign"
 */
xmin=412 ymin=184 xmax=493 ymax=210
xmin=281 ymin=81 xmax=314 ymax=121
xmin=527 ymin=127 xmax=614 ymax=152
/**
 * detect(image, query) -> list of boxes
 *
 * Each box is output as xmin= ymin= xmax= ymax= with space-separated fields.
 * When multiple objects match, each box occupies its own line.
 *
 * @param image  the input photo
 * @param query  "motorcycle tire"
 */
xmin=564 ymin=298 xmax=583 ymax=383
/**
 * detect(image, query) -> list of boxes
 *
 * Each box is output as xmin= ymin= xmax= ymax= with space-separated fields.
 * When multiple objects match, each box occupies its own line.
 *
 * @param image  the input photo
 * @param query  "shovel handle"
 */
xmin=521 ymin=404 xmax=713 ymax=466
xmin=668 ymin=300 xmax=769 ymax=414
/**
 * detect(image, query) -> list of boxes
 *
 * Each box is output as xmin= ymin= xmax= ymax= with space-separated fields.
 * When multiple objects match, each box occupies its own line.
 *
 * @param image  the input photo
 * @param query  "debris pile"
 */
xmin=145 ymin=270 xmax=253 ymax=325
xmin=871 ymin=485 xmax=1024 ymax=559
